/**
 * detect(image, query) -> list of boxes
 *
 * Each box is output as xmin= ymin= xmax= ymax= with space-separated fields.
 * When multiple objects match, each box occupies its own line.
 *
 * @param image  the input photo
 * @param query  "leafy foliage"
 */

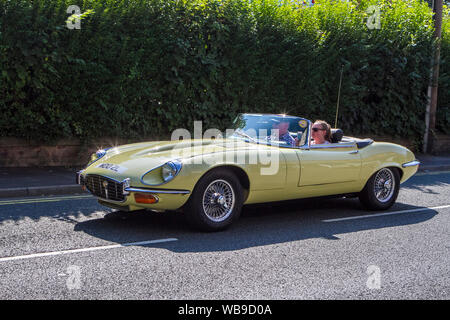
xmin=438 ymin=3 xmax=450 ymax=134
xmin=0 ymin=0 xmax=447 ymax=145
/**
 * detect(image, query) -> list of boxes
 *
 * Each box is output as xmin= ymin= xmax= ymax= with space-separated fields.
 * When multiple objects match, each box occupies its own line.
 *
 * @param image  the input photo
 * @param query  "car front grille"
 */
xmin=84 ymin=174 xmax=125 ymax=202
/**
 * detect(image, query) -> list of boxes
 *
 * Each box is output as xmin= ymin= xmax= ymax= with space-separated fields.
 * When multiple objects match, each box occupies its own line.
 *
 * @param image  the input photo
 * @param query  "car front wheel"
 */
xmin=184 ymin=169 xmax=244 ymax=231
xmin=359 ymin=167 xmax=400 ymax=210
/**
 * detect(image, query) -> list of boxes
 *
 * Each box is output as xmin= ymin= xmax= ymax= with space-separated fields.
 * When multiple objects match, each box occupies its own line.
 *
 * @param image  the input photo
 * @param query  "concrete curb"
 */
xmin=0 ymin=165 xmax=448 ymax=199
xmin=0 ymin=185 xmax=84 ymax=199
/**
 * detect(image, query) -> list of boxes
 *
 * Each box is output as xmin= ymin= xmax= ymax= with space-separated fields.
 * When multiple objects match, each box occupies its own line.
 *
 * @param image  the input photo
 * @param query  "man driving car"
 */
xmin=270 ymin=119 xmax=295 ymax=147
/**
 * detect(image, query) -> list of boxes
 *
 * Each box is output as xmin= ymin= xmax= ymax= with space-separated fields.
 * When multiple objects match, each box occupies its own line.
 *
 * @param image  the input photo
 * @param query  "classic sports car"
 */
xmin=76 ymin=113 xmax=420 ymax=231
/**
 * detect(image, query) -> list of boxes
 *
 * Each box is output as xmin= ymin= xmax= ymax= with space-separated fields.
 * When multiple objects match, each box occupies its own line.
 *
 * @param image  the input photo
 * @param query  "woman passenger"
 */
xmin=311 ymin=120 xmax=332 ymax=145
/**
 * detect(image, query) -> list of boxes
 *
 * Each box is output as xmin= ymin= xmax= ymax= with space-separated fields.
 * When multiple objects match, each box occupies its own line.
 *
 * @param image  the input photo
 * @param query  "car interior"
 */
xmin=292 ymin=128 xmax=374 ymax=149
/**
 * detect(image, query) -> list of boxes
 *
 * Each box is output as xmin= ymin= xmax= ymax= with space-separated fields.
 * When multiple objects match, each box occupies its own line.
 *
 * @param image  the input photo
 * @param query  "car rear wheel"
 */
xmin=359 ymin=167 xmax=400 ymax=210
xmin=184 ymin=169 xmax=244 ymax=231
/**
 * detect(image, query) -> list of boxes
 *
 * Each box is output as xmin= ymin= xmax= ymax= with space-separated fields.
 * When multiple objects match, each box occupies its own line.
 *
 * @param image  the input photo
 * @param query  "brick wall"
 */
xmin=0 ymin=138 xmax=133 ymax=167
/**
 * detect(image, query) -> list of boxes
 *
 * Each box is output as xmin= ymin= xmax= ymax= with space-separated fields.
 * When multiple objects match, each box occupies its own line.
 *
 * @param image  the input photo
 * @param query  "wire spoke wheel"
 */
xmin=185 ymin=168 xmax=244 ymax=231
xmin=373 ymin=168 xmax=395 ymax=203
xmin=202 ymin=179 xmax=235 ymax=223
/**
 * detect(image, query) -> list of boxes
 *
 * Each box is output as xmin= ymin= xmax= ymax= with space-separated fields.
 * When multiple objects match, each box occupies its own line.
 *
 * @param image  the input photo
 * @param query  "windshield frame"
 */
xmin=229 ymin=113 xmax=312 ymax=149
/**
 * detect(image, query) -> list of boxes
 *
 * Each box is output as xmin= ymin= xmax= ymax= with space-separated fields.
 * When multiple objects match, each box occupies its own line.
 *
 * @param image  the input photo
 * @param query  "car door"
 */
xmin=296 ymin=142 xmax=362 ymax=187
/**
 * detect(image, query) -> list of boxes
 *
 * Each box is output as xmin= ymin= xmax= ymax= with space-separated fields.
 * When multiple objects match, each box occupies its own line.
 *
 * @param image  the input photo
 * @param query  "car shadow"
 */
xmin=0 ymin=196 xmax=107 ymax=225
xmin=74 ymin=197 xmax=438 ymax=253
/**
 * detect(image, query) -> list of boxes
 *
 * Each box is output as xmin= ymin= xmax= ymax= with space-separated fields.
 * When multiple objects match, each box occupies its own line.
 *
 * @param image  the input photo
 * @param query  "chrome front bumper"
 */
xmin=124 ymin=187 xmax=190 ymax=195
xmin=402 ymin=160 xmax=420 ymax=168
xmin=76 ymin=172 xmax=190 ymax=200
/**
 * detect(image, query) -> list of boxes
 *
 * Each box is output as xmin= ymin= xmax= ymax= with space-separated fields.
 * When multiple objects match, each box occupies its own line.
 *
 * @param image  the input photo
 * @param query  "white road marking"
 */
xmin=322 ymin=204 xmax=450 ymax=222
xmin=0 ymin=238 xmax=178 ymax=263
xmin=0 ymin=195 xmax=94 ymax=206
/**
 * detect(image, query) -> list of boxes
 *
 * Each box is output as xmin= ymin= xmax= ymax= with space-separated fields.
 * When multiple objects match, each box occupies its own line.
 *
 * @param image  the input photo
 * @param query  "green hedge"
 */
xmin=0 ymin=0 xmax=448 ymax=147
xmin=438 ymin=3 xmax=450 ymax=134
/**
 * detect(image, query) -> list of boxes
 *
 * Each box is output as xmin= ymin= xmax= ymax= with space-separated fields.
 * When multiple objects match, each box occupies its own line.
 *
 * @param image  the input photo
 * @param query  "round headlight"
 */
xmin=161 ymin=162 xmax=177 ymax=182
xmin=88 ymin=148 xmax=109 ymax=166
xmin=161 ymin=160 xmax=182 ymax=182
xmin=96 ymin=149 xmax=107 ymax=158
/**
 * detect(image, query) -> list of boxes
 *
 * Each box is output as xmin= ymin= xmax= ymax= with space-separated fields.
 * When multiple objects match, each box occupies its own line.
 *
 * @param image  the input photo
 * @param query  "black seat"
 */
xmin=331 ymin=129 xmax=344 ymax=143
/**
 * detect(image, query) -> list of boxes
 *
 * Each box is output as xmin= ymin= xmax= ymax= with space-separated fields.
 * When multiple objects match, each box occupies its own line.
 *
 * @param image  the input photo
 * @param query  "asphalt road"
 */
xmin=0 ymin=171 xmax=449 ymax=300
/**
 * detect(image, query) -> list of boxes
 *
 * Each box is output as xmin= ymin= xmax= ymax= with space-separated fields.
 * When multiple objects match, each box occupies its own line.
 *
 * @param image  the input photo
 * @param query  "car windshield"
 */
xmin=228 ymin=114 xmax=310 ymax=147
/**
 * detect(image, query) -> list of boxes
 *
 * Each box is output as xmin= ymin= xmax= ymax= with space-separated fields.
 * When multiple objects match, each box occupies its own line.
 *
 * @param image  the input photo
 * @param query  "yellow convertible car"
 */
xmin=76 ymin=113 xmax=420 ymax=231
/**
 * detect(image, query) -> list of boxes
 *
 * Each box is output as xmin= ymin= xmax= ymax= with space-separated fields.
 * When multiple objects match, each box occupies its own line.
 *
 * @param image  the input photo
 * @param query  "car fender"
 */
xmin=358 ymin=142 xmax=417 ymax=187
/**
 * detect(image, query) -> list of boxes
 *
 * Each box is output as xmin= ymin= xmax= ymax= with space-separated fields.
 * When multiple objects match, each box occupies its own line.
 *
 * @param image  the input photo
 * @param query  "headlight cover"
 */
xmin=87 ymin=148 xmax=110 ymax=166
xmin=161 ymin=160 xmax=182 ymax=182
xmin=141 ymin=160 xmax=183 ymax=185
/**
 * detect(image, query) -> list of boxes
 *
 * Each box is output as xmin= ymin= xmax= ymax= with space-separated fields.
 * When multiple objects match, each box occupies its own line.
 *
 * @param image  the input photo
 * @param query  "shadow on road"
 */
xmin=74 ymin=197 xmax=438 ymax=253
xmin=401 ymin=172 xmax=450 ymax=194
xmin=0 ymin=197 xmax=106 ymax=224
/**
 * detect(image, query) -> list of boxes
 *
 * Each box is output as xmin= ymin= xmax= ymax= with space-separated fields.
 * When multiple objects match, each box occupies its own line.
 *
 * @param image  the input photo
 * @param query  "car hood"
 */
xmin=84 ymin=138 xmax=270 ymax=180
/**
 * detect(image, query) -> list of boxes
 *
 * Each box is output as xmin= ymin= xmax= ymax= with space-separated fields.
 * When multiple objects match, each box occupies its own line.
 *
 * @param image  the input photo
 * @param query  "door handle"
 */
xmin=349 ymin=150 xmax=359 ymax=154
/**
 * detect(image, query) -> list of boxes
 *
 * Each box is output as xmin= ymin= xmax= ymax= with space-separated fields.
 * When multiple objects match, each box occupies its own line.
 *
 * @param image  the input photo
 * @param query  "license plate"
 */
xmin=96 ymin=163 xmax=128 ymax=173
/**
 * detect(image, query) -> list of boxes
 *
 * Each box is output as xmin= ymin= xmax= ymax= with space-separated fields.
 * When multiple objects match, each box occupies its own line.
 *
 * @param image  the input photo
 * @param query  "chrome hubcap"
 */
xmin=374 ymin=168 xmax=395 ymax=203
xmin=202 ymin=180 xmax=235 ymax=222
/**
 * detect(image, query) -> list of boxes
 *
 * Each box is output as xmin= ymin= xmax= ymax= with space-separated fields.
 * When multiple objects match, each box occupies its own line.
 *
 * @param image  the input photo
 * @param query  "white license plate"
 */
xmin=96 ymin=163 xmax=128 ymax=173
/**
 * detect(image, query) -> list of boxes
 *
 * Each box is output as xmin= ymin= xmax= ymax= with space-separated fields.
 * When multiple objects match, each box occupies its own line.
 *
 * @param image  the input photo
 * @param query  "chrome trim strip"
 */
xmin=122 ymin=178 xmax=131 ymax=195
xmin=125 ymin=187 xmax=190 ymax=195
xmin=315 ymin=143 xmax=356 ymax=149
xmin=303 ymin=142 xmax=357 ymax=149
xmin=306 ymin=120 xmax=312 ymax=149
xmin=402 ymin=160 xmax=420 ymax=168
xmin=76 ymin=170 xmax=83 ymax=185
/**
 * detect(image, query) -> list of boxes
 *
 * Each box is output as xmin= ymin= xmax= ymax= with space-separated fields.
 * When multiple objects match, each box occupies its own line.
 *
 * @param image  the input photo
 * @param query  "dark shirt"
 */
xmin=279 ymin=132 xmax=295 ymax=147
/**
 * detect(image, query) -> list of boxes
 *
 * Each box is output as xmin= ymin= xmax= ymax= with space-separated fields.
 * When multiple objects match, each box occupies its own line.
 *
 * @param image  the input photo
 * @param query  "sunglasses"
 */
xmin=312 ymin=127 xmax=325 ymax=132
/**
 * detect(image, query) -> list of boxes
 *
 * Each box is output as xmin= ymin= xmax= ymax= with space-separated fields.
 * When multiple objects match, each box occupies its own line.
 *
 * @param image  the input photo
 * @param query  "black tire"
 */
xmin=359 ymin=167 xmax=400 ymax=210
xmin=184 ymin=168 xmax=244 ymax=232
